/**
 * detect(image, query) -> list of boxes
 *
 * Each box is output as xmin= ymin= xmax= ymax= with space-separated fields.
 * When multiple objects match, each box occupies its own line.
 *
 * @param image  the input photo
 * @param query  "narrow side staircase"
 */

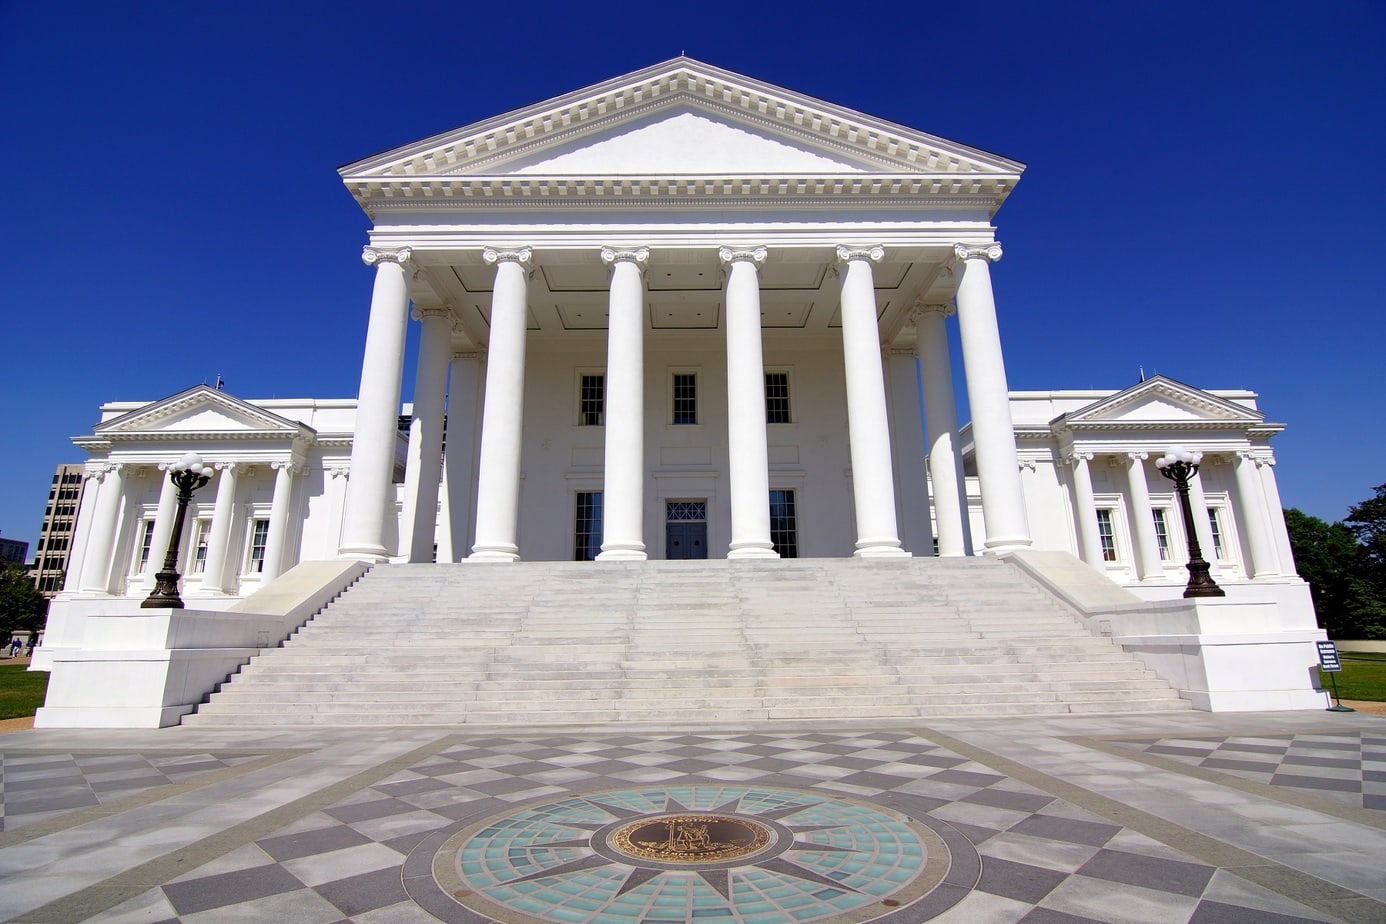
xmin=183 ymin=557 xmax=1190 ymax=727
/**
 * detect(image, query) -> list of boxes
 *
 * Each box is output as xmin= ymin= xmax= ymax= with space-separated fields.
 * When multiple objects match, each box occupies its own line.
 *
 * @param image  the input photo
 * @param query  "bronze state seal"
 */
xmin=611 ymin=814 xmax=772 ymax=863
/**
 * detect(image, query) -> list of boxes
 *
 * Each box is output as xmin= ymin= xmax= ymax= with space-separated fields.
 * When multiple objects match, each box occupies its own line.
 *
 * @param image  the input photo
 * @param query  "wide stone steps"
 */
xmin=184 ymin=557 xmax=1190 ymax=727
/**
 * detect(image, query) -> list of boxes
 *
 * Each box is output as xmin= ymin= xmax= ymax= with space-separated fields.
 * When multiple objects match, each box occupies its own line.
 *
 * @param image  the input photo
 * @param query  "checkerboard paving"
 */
xmin=1110 ymin=732 xmax=1386 ymax=812
xmin=0 ymin=751 xmax=270 ymax=833
xmin=80 ymin=732 xmax=1340 ymax=923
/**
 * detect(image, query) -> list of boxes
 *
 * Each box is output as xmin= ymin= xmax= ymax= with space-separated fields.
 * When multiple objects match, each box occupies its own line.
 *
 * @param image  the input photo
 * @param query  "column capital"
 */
xmin=482 ymin=246 xmax=532 ymax=266
xmin=88 ymin=462 xmax=122 ymax=482
xmin=214 ymin=461 xmax=240 ymax=474
xmin=410 ymin=304 xmax=456 ymax=324
xmin=909 ymin=300 xmax=955 ymax=322
xmin=952 ymin=242 xmax=1003 ymax=264
xmin=1127 ymin=451 xmax=1149 ymax=462
xmin=327 ymin=466 xmax=350 ymax=480
xmin=836 ymin=244 xmax=884 ymax=264
xmin=270 ymin=460 xmax=304 ymax=475
xmin=1065 ymin=451 xmax=1095 ymax=465
xmin=362 ymin=246 xmax=412 ymax=268
xmin=718 ymin=245 xmax=768 ymax=267
xmin=1019 ymin=459 xmax=1037 ymax=472
xmin=600 ymin=246 xmax=650 ymax=269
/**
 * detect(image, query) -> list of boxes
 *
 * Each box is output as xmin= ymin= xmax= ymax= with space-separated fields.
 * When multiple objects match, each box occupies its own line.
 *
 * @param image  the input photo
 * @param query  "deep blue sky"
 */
xmin=2 ymin=2 xmax=1382 ymax=549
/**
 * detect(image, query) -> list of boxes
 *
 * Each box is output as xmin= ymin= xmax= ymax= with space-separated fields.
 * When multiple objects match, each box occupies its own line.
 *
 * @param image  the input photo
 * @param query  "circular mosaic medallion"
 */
xmin=610 ymin=813 xmax=772 ymax=863
xmin=425 ymin=785 xmax=976 ymax=924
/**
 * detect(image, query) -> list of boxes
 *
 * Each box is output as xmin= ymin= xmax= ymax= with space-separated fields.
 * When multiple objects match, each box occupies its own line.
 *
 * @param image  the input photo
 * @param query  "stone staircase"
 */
xmin=182 ymin=557 xmax=1190 ymax=727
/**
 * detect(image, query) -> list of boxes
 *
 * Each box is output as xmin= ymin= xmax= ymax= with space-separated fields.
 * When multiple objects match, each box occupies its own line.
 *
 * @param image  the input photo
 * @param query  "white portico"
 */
xmin=336 ymin=57 xmax=1032 ymax=564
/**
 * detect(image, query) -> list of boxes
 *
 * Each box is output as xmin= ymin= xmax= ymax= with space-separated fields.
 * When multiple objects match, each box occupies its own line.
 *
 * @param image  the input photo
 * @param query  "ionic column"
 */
xmin=142 ymin=466 xmax=181 ymax=586
xmin=887 ymin=347 xmax=934 ymax=556
xmin=61 ymin=471 xmax=103 ymax=593
xmin=1258 ymin=456 xmax=1297 ymax=574
xmin=1186 ymin=469 xmax=1221 ymax=575
xmin=914 ymin=302 xmax=971 ymax=556
xmin=470 ymin=247 xmax=532 ymax=562
xmin=402 ymin=306 xmax=454 ymax=562
xmin=77 ymin=463 xmax=126 ymax=593
xmin=340 ymin=246 xmax=413 ymax=562
xmin=1067 ymin=452 xmax=1105 ymax=569
xmin=720 ymin=246 xmax=777 ymax=559
xmin=1234 ymin=450 xmax=1279 ymax=578
xmin=439 ymin=351 xmax=482 ymax=562
xmin=260 ymin=461 xmax=300 ymax=582
xmin=599 ymin=247 xmax=650 ymax=560
xmin=200 ymin=461 xmax=240 ymax=593
xmin=837 ymin=245 xmax=907 ymax=558
xmin=953 ymin=243 xmax=1031 ymax=551
xmin=1124 ymin=452 xmax=1165 ymax=580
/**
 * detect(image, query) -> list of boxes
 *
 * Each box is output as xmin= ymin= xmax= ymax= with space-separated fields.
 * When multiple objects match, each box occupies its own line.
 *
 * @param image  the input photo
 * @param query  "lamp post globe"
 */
xmin=141 ymin=453 xmax=215 ymax=609
xmin=1156 ymin=446 xmax=1224 ymax=598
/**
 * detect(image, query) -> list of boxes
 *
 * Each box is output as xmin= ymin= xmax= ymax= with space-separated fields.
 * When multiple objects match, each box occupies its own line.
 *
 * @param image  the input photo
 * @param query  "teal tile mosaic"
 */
xmin=444 ymin=784 xmax=928 ymax=923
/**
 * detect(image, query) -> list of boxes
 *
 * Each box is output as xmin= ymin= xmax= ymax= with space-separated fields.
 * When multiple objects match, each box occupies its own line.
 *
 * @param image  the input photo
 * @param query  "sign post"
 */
xmin=1316 ymin=640 xmax=1355 ymax=713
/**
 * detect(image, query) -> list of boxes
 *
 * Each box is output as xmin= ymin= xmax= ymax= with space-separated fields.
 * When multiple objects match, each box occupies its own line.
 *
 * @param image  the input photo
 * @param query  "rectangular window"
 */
xmin=574 ymin=492 xmax=603 ymax=561
xmin=191 ymin=520 xmax=211 ymax=573
xmin=248 ymin=519 xmax=269 ymax=573
xmin=1152 ymin=509 xmax=1172 ymax=561
xmin=672 ymin=373 xmax=698 ymax=424
xmin=137 ymin=519 xmax=156 ymax=571
xmin=1207 ymin=507 xmax=1225 ymax=559
xmin=1095 ymin=509 xmax=1118 ymax=562
xmin=579 ymin=374 xmax=604 ymax=426
xmin=769 ymin=489 xmax=799 ymax=558
xmin=765 ymin=372 xmax=791 ymax=424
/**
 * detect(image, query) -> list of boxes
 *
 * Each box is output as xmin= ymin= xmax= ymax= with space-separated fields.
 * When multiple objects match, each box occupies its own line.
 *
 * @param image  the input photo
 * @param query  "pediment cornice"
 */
xmin=340 ymin=58 xmax=1023 ymax=215
xmin=92 ymin=385 xmax=317 ymax=443
xmin=1050 ymin=376 xmax=1264 ymax=434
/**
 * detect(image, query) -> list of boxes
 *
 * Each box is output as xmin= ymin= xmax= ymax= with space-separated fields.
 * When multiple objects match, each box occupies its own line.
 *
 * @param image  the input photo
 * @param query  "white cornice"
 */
xmin=342 ymin=58 xmax=1023 ymax=181
xmin=349 ymin=176 xmax=1012 ymax=218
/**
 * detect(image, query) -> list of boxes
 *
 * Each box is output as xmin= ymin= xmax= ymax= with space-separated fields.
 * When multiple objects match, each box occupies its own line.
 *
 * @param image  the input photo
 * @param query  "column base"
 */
xmin=982 ymin=536 xmax=1033 ymax=553
xmin=337 ymin=545 xmax=390 ymax=564
xmin=728 ymin=544 xmax=779 ymax=560
xmin=853 ymin=543 xmax=911 ymax=559
xmin=468 ymin=546 xmax=520 ymax=563
xmin=597 ymin=546 xmax=647 ymax=561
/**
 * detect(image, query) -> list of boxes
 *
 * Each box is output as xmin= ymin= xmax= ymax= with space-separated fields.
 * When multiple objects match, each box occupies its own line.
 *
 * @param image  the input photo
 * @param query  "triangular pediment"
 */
xmin=94 ymin=386 xmax=312 ymax=439
xmin=499 ymin=107 xmax=871 ymax=175
xmin=1058 ymin=376 xmax=1263 ymax=428
xmin=340 ymin=58 xmax=1023 ymax=203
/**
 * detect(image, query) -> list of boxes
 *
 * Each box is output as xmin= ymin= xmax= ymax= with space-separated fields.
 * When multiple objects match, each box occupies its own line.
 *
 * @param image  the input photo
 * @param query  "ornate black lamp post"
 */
xmin=1156 ymin=446 xmax=1225 ymax=598
xmin=141 ymin=452 xmax=214 ymax=609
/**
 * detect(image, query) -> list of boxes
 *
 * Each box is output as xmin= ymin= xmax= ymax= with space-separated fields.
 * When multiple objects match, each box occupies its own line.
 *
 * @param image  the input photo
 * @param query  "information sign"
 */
xmin=1317 ymin=640 xmax=1342 ymax=672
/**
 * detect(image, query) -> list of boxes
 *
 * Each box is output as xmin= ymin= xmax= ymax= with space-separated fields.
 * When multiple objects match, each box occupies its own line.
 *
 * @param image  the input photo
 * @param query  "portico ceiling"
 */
xmin=413 ymin=245 xmax=958 ymax=350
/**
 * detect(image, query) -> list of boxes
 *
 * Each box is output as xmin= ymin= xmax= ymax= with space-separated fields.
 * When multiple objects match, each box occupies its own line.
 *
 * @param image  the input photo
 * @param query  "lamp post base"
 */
xmin=141 ymin=571 xmax=186 ymax=609
xmin=1183 ymin=559 xmax=1225 ymax=598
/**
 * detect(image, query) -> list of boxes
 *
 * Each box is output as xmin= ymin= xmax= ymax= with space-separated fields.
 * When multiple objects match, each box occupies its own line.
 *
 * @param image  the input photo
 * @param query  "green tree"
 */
xmin=1287 ymin=503 xmax=1386 ymax=640
xmin=1346 ymin=482 xmax=1386 ymax=573
xmin=0 ymin=563 xmax=47 ymax=640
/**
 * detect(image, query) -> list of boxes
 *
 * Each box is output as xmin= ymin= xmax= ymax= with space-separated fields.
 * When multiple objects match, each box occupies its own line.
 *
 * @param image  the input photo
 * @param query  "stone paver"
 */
xmin=0 ymin=710 xmax=1382 ymax=922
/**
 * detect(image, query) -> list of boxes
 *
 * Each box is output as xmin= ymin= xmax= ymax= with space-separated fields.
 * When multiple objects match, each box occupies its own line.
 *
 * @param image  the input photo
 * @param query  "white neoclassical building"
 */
xmin=34 ymin=59 xmax=1324 ymax=724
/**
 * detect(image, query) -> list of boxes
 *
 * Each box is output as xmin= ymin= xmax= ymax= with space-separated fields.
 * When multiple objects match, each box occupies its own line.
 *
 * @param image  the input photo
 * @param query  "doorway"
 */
xmin=665 ymin=500 xmax=708 ymax=560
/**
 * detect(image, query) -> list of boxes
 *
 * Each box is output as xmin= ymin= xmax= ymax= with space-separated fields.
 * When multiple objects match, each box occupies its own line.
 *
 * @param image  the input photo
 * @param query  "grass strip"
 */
xmin=0 ymin=664 xmax=48 ymax=720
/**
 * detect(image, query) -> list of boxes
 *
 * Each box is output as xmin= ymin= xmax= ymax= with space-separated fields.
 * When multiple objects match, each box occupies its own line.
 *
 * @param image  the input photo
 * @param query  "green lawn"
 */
xmin=0 ymin=663 xmax=49 ymax=720
xmin=1320 ymin=653 xmax=1386 ymax=702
